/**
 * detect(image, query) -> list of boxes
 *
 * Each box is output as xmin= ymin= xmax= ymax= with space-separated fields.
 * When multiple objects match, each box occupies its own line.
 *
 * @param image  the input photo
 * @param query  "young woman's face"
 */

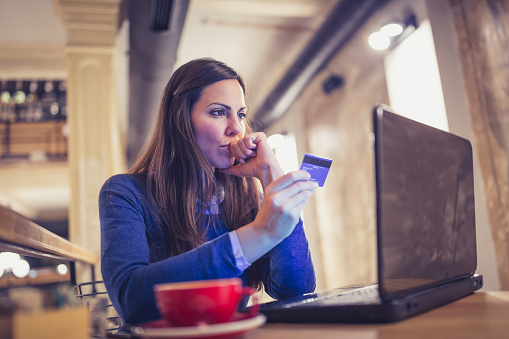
xmin=190 ymin=79 xmax=247 ymax=169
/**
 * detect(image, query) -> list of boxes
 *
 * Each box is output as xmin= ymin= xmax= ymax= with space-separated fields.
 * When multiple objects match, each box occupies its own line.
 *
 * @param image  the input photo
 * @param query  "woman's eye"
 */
xmin=238 ymin=112 xmax=247 ymax=119
xmin=211 ymin=109 xmax=226 ymax=116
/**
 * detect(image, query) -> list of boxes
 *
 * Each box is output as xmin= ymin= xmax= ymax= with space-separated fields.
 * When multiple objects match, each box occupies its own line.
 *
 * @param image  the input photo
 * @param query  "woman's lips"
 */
xmin=219 ymin=144 xmax=231 ymax=154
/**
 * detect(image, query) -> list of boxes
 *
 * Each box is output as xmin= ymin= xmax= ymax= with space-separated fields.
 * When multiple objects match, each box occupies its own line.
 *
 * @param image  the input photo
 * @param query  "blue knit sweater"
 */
xmin=99 ymin=174 xmax=315 ymax=325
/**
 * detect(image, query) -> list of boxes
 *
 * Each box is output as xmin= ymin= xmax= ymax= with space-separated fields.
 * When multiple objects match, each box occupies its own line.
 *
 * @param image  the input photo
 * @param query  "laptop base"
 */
xmin=260 ymin=274 xmax=483 ymax=323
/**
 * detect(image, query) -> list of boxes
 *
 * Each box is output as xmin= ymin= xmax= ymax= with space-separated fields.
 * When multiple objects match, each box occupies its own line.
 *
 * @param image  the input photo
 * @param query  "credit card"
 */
xmin=299 ymin=153 xmax=332 ymax=187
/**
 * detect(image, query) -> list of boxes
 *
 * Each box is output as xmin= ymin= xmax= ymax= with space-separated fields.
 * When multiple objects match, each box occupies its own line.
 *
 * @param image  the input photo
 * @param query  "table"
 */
xmin=246 ymin=292 xmax=509 ymax=339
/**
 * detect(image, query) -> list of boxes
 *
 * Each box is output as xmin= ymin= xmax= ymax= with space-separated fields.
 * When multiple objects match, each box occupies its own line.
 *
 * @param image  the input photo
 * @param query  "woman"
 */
xmin=99 ymin=58 xmax=318 ymax=326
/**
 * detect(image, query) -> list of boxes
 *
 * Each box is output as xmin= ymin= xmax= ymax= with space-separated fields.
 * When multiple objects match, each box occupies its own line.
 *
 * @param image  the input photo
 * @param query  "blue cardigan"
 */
xmin=99 ymin=174 xmax=315 ymax=325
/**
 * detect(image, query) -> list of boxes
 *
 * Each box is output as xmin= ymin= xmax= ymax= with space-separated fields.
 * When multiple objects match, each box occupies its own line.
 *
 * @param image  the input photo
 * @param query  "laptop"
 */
xmin=258 ymin=104 xmax=483 ymax=323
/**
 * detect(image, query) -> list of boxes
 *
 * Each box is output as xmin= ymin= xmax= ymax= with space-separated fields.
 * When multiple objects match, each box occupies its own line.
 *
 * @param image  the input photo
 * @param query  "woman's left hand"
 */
xmin=219 ymin=132 xmax=284 ymax=187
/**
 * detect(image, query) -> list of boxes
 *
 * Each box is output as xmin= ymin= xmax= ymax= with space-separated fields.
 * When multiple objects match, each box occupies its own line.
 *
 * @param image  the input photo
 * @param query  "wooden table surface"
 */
xmin=0 ymin=205 xmax=98 ymax=264
xmin=246 ymin=292 xmax=509 ymax=339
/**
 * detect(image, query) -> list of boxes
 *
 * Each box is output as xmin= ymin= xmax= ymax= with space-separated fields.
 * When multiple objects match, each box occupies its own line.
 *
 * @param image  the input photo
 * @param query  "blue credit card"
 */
xmin=299 ymin=154 xmax=332 ymax=187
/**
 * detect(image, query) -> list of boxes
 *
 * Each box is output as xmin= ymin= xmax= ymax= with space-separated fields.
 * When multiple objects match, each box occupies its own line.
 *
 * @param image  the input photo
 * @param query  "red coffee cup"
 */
xmin=154 ymin=278 xmax=258 ymax=327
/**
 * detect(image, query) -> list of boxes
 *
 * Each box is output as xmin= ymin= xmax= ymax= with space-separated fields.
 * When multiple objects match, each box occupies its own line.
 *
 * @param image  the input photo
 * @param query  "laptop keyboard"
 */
xmin=283 ymin=285 xmax=381 ymax=308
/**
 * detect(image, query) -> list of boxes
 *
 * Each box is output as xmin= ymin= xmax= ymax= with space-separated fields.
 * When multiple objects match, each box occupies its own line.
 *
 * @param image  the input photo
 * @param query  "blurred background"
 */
xmin=0 ymin=0 xmax=508 ymax=296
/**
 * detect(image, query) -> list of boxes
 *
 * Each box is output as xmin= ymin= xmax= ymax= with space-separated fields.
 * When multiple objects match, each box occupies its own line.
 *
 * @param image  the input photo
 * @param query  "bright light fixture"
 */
xmin=57 ymin=264 xmax=68 ymax=275
xmin=12 ymin=259 xmax=30 ymax=278
xmin=13 ymin=90 xmax=26 ymax=104
xmin=381 ymin=23 xmax=404 ymax=37
xmin=0 ymin=252 xmax=21 ymax=270
xmin=368 ymin=31 xmax=391 ymax=50
xmin=0 ymin=91 xmax=10 ymax=104
xmin=369 ymin=15 xmax=417 ymax=51
xmin=50 ymin=103 xmax=59 ymax=115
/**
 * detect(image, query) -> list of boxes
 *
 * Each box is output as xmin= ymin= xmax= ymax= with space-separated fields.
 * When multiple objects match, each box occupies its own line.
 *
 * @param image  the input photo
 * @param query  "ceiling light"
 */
xmin=369 ymin=14 xmax=418 ymax=51
xmin=368 ymin=31 xmax=391 ymax=51
xmin=381 ymin=23 xmax=404 ymax=37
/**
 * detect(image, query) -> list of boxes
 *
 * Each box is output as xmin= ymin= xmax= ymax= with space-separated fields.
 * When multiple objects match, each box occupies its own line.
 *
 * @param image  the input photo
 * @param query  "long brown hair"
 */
xmin=129 ymin=58 xmax=261 ymax=288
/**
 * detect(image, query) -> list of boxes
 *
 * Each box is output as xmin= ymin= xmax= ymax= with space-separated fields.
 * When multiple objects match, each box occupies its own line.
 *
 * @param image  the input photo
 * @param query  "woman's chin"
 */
xmin=212 ymin=157 xmax=235 ymax=170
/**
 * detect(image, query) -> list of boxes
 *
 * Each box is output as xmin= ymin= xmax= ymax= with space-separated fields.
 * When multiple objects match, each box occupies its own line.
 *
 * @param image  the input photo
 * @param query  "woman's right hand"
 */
xmin=220 ymin=132 xmax=285 ymax=188
xmin=256 ymin=170 xmax=318 ymax=239
xmin=235 ymin=170 xmax=318 ymax=263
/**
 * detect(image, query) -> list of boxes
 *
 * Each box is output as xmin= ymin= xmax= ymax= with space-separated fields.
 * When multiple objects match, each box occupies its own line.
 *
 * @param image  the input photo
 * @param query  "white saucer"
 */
xmin=131 ymin=313 xmax=266 ymax=339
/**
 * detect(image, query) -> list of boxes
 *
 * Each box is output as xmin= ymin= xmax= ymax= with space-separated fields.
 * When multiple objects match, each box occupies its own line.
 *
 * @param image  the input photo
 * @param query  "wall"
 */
xmin=267 ymin=0 xmax=504 ymax=291
xmin=267 ymin=1 xmax=391 ymax=291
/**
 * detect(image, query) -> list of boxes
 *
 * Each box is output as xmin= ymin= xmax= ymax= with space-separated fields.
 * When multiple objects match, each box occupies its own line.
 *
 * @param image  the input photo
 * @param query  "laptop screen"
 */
xmin=374 ymin=106 xmax=477 ymax=300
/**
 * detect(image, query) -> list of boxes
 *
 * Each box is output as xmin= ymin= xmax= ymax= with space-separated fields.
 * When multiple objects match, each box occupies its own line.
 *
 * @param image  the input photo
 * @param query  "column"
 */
xmin=55 ymin=0 xmax=127 ymax=283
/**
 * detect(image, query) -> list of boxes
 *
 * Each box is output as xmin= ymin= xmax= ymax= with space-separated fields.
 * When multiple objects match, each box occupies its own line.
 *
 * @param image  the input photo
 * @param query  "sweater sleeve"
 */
xmin=99 ymin=175 xmax=243 ymax=325
xmin=255 ymin=219 xmax=316 ymax=300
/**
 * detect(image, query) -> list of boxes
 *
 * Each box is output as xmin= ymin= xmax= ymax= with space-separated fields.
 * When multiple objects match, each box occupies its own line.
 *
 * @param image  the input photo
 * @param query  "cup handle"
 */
xmin=241 ymin=287 xmax=260 ymax=316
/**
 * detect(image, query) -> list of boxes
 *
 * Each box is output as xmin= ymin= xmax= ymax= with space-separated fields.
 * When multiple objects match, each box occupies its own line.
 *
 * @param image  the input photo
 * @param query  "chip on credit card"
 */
xmin=299 ymin=153 xmax=332 ymax=187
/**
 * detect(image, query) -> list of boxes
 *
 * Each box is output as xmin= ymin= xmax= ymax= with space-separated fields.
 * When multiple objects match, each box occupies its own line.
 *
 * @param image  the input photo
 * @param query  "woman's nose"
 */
xmin=226 ymin=117 xmax=242 ymax=136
